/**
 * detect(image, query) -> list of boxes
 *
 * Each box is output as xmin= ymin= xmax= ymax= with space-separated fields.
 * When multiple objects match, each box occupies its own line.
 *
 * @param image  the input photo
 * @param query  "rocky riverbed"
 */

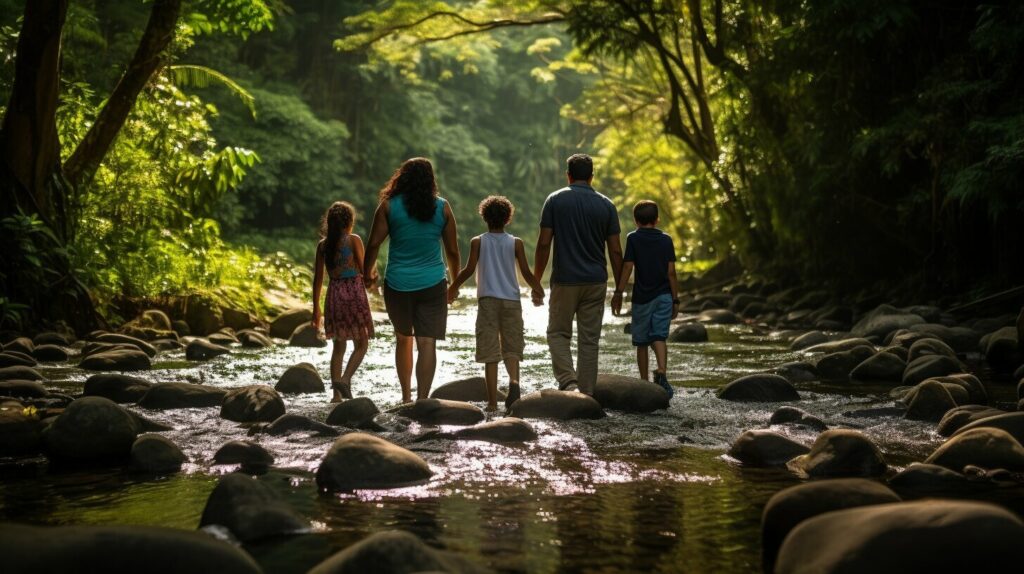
xmin=1 ymin=287 xmax=1022 ymax=573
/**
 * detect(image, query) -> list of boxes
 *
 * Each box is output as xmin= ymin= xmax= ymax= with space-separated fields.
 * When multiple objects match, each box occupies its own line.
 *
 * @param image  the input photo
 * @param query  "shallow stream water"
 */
xmin=1 ymin=292 xmax=1020 ymax=573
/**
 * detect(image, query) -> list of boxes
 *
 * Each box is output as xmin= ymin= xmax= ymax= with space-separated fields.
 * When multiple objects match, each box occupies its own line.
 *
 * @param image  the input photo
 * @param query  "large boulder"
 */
xmin=789 ymin=330 xmax=828 ymax=351
xmin=42 ymin=396 xmax=140 ymax=460
xmin=3 ymin=336 xmax=34 ymax=355
xmin=506 ymin=389 xmax=606 ymax=420
xmin=199 ymin=473 xmax=309 ymax=542
xmin=308 ymin=530 xmax=488 ymax=574
xmin=131 ymin=434 xmax=187 ymax=473
xmin=214 ymin=440 xmax=274 ymax=468
xmin=0 ymin=379 xmax=47 ymax=399
xmin=774 ymin=501 xmax=1023 ymax=574
xmin=0 ymin=351 xmax=36 ymax=368
xmin=888 ymin=462 xmax=973 ymax=494
xmin=289 ymin=323 xmax=326 ymax=348
xmin=769 ymin=406 xmax=827 ymax=431
xmin=904 ymin=380 xmax=958 ymax=422
xmin=221 ymin=385 xmax=286 ymax=423
xmin=697 ymin=308 xmax=739 ymax=324
xmin=94 ymin=333 xmax=157 ymax=357
xmin=938 ymin=405 xmax=1004 ymax=437
xmin=208 ymin=332 xmax=238 ymax=347
xmin=0 ymin=523 xmax=262 ymax=574
xmin=849 ymin=351 xmax=906 ymax=382
xmin=772 ymin=362 xmax=819 ymax=382
xmin=221 ymin=307 xmax=257 ymax=331
xmin=985 ymin=326 xmax=1020 ymax=372
xmin=33 ymin=331 xmax=70 ymax=346
xmin=0 ymin=409 xmax=42 ymax=456
xmin=429 ymin=377 xmax=505 ymax=402
xmin=925 ymin=427 xmax=1024 ymax=471
xmin=238 ymin=330 xmax=273 ymax=348
xmin=814 ymin=346 xmax=875 ymax=380
xmin=727 ymin=430 xmax=809 ymax=467
xmin=184 ymin=297 xmax=223 ymax=336
xmin=954 ymin=412 xmax=1024 ymax=448
xmin=327 ymin=397 xmax=382 ymax=429
xmin=270 ymin=308 xmax=313 ymax=339
xmin=907 ymin=337 xmax=957 ymax=362
xmin=185 ymin=339 xmax=231 ymax=361
xmin=851 ymin=305 xmax=925 ymax=338
xmin=787 ymin=429 xmax=887 ymax=477
xmin=392 ymin=398 xmax=485 ymax=426
xmin=316 ymin=433 xmax=433 ymax=491
xmin=716 ymin=374 xmax=799 ymax=402
xmin=32 ymin=344 xmax=68 ymax=362
xmin=139 ymin=309 xmax=172 ymax=331
xmin=668 ymin=322 xmax=708 ymax=343
xmin=79 ymin=349 xmax=151 ymax=371
xmin=0 ymin=365 xmax=44 ymax=381
xmin=930 ymin=373 xmax=988 ymax=405
xmin=908 ymin=323 xmax=980 ymax=353
xmin=901 ymin=354 xmax=961 ymax=386
xmin=761 ymin=479 xmax=900 ymax=572
xmin=593 ymin=374 xmax=670 ymax=412
xmin=443 ymin=418 xmax=538 ymax=443
xmin=275 ymin=363 xmax=324 ymax=394
xmin=138 ymin=382 xmax=227 ymax=409
xmin=83 ymin=373 xmax=153 ymax=403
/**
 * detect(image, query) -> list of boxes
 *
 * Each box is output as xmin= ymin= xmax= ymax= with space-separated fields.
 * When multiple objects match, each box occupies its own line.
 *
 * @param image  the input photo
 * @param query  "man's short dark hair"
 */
xmin=566 ymin=153 xmax=594 ymax=181
xmin=479 ymin=195 xmax=514 ymax=228
xmin=633 ymin=200 xmax=658 ymax=225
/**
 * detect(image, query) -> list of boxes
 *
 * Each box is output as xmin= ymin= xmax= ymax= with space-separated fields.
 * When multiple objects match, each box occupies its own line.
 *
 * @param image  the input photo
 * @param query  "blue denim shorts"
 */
xmin=631 ymin=293 xmax=673 ymax=346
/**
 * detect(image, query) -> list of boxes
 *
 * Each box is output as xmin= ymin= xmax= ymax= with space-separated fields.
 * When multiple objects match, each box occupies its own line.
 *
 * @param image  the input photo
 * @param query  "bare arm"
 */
xmin=312 ymin=241 xmax=325 ymax=326
xmin=668 ymin=260 xmax=680 ymax=319
xmin=441 ymin=200 xmax=461 ymax=283
xmin=516 ymin=238 xmax=545 ymax=305
xmin=533 ymin=227 xmax=553 ymax=283
xmin=611 ymin=261 xmax=633 ymax=316
xmin=363 ymin=202 xmax=389 ymax=286
xmin=450 ymin=237 xmax=480 ymax=292
xmin=606 ymin=233 xmax=623 ymax=285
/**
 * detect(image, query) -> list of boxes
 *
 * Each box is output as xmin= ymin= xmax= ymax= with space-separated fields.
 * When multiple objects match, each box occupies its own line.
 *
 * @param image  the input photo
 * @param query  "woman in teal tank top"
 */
xmin=364 ymin=158 xmax=462 ymax=403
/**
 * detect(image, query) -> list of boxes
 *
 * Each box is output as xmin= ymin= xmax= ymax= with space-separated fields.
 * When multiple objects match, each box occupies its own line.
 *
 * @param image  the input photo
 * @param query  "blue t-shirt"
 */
xmin=539 ymin=183 xmax=621 ymax=285
xmin=385 ymin=196 xmax=447 ymax=292
xmin=624 ymin=228 xmax=676 ymax=305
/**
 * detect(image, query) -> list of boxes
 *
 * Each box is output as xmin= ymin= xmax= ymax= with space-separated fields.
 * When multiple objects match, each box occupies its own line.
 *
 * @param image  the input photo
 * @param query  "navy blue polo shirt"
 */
xmin=539 ymin=182 xmax=621 ymax=285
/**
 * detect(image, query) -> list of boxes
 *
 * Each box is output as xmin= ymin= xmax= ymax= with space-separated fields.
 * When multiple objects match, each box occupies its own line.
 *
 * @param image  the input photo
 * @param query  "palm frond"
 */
xmin=168 ymin=64 xmax=256 ymax=118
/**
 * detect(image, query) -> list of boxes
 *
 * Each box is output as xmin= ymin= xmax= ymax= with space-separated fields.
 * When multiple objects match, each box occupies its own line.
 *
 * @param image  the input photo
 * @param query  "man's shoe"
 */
xmin=504 ymin=384 xmax=521 ymax=410
xmin=559 ymin=380 xmax=579 ymax=392
xmin=654 ymin=372 xmax=674 ymax=398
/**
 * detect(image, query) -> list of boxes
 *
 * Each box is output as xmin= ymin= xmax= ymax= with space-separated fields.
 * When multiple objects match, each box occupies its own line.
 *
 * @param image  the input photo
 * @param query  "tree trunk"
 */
xmin=64 ymin=0 xmax=182 ymax=188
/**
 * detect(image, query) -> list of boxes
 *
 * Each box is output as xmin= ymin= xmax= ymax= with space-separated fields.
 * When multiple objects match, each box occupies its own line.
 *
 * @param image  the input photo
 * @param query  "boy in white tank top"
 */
xmin=449 ymin=196 xmax=546 ymax=411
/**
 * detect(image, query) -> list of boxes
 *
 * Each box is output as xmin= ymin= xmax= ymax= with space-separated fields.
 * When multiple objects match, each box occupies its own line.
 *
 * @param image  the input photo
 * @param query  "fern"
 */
xmin=168 ymin=64 xmax=257 ymax=118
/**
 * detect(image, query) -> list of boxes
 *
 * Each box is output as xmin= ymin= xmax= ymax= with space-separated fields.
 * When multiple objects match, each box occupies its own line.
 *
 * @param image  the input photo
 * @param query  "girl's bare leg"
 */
xmin=341 ymin=337 xmax=369 ymax=395
xmin=331 ymin=339 xmax=347 ymax=402
xmin=396 ymin=333 xmax=414 ymax=403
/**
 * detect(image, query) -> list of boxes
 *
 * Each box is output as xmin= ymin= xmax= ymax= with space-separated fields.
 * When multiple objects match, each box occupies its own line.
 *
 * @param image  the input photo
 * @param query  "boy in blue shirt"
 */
xmin=611 ymin=200 xmax=679 ymax=397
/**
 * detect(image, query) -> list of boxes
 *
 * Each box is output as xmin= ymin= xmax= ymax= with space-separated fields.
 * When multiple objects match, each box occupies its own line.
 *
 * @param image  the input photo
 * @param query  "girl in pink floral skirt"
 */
xmin=312 ymin=201 xmax=375 ymax=402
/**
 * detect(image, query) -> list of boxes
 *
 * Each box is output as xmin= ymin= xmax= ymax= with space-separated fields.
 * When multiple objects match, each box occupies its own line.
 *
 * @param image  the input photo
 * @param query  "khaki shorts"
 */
xmin=475 ymin=297 xmax=524 ymax=363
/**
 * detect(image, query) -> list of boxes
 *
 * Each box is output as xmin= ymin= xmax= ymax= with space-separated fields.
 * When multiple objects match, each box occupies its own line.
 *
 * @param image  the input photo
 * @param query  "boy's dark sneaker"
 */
xmin=653 ymin=372 xmax=674 ymax=398
xmin=504 ymin=384 xmax=521 ymax=410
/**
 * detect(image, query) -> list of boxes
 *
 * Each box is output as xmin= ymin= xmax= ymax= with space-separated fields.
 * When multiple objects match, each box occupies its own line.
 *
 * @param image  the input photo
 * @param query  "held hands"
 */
xmin=447 ymin=285 xmax=459 ymax=305
xmin=672 ymin=302 xmax=680 ymax=320
xmin=610 ymin=291 xmax=624 ymax=316
xmin=531 ymin=287 xmax=545 ymax=307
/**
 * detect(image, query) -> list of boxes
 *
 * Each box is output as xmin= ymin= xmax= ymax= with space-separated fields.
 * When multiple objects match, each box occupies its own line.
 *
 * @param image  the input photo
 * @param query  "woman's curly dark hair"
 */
xmin=320 ymin=201 xmax=355 ymax=260
xmin=479 ymin=195 xmax=514 ymax=229
xmin=379 ymin=157 xmax=439 ymax=222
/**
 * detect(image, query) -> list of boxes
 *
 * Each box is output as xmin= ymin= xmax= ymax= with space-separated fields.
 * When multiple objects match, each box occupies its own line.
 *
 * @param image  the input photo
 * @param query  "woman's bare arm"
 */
xmin=441 ymin=200 xmax=461 ymax=283
xmin=363 ymin=202 xmax=389 ymax=286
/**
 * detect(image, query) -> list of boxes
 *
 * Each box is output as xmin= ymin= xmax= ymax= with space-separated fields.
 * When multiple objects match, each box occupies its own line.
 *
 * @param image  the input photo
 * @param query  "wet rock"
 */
xmin=275 ymin=362 xmax=324 ymax=394
xmin=42 ymin=396 xmax=140 ymax=460
xmin=774 ymin=500 xmax=1023 ymax=574
xmin=761 ymin=479 xmax=900 ymax=572
xmin=171 ymin=319 xmax=191 ymax=337
xmin=31 ymin=344 xmax=68 ymax=362
xmin=138 ymin=382 xmax=227 ymax=409
xmin=326 ymin=397 xmax=382 ymax=429
xmin=214 ymin=440 xmax=274 ymax=468
xmin=4 ymin=337 xmax=34 ymax=355
xmin=208 ymin=332 xmax=238 ymax=346
xmin=815 ymin=345 xmax=876 ymax=380
xmin=769 ymin=406 xmax=827 ymax=431
xmin=888 ymin=329 xmax=933 ymax=348
xmin=728 ymin=430 xmax=809 ymax=467
xmin=221 ymin=307 xmax=257 ymax=331
xmin=94 ymin=333 xmax=157 ymax=357
xmin=938 ymin=405 xmax=1004 ymax=437
xmin=901 ymin=354 xmax=961 ymax=386
xmin=429 ymin=376 xmax=505 ymax=401
xmin=238 ymin=330 xmax=273 ymax=348
xmin=772 ymin=362 xmax=819 ymax=382
xmin=849 ymin=351 xmax=906 ymax=382
xmin=81 ymin=341 xmax=136 ymax=358
xmin=888 ymin=463 xmax=973 ymax=494
xmin=83 ymin=373 xmax=153 ymax=403
xmin=316 ymin=433 xmax=433 ymax=491
xmin=668 ymin=322 xmax=708 ymax=343
xmin=930 ymin=373 xmax=987 ymax=405
xmin=878 ymin=345 xmax=909 ymax=361
xmin=697 ymin=308 xmax=739 ymax=324
xmin=288 ymin=323 xmax=326 ymax=348
xmin=140 ymin=309 xmax=172 ymax=331
xmin=907 ymin=337 xmax=957 ymax=362
xmin=33 ymin=332 xmax=70 ymax=346
xmin=984 ymin=326 xmax=1019 ymax=372
xmin=0 ymin=351 xmax=37 ymax=367
xmin=717 ymin=374 xmax=799 ymax=402
xmin=307 ymin=530 xmax=488 ymax=574
xmin=0 ymin=379 xmax=47 ymax=399
xmin=908 ymin=323 xmax=980 ymax=353
xmin=955 ymin=412 xmax=1024 ymax=446
xmin=270 ymin=308 xmax=313 ymax=339
xmin=803 ymin=337 xmax=874 ymax=355
xmin=79 ymin=349 xmax=151 ymax=371
xmin=789 ymin=330 xmax=828 ymax=351
xmin=200 ymin=473 xmax=308 ymax=542
xmin=185 ymin=339 xmax=232 ymax=361
xmin=507 ymin=389 xmax=606 ymax=420
xmin=221 ymin=385 xmax=286 ymax=423
xmin=0 ymin=523 xmax=263 ymax=573
xmin=392 ymin=398 xmax=485 ymax=426
xmin=443 ymin=418 xmax=537 ymax=443
xmin=184 ymin=297 xmax=223 ymax=336
xmin=593 ymin=374 xmax=670 ymax=412
xmin=925 ymin=427 xmax=1024 ymax=471
xmin=851 ymin=305 xmax=925 ymax=339
xmin=787 ymin=429 xmax=887 ymax=477
xmin=0 ymin=409 xmax=42 ymax=455
xmin=131 ymin=434 xmax=186 ymax=473
xmin=904 ymin=380 xmax=958 ymax=422
xmin=152 ymin=339 xmax=181 ymax=352
xmin=265 ymin=414 xmax=338 ymax=437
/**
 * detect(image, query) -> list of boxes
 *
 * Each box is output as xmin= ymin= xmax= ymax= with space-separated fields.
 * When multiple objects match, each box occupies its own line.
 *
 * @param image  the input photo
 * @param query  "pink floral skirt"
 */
xmin=324 ymin=276 xmax=373 ymax=341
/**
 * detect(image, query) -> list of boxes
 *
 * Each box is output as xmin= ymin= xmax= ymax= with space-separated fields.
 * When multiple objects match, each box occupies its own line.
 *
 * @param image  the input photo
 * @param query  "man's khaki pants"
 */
xmin=547 ymin=283 xmax=607 ymax=395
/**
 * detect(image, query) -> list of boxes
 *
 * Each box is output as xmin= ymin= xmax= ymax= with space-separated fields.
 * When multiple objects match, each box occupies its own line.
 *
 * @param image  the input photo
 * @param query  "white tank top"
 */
xmin=477 ymin=232 xmax=520 ymax=301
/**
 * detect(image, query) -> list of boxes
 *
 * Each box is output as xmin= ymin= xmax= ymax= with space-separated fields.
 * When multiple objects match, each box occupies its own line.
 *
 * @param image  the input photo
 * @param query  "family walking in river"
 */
xmin=311 ymin=154 xmax=680 ymax=408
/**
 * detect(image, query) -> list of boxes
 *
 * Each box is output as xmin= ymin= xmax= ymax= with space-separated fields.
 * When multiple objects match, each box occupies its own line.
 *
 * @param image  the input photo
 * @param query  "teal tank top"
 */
xmin=385 ymin=196 xmax=447 ymax=292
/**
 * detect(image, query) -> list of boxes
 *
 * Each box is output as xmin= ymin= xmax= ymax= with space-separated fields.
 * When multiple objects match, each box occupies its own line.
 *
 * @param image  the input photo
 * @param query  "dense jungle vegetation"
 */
xmin=1 ymin=0 xmax=1022 ymax=332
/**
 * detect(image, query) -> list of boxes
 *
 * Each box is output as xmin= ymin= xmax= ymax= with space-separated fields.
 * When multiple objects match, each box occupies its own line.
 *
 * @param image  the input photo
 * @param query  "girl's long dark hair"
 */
xmin=320 ymin=201 xmax=355 ymax=263
xmin=379 ymin=157 xmax=439 ymax=221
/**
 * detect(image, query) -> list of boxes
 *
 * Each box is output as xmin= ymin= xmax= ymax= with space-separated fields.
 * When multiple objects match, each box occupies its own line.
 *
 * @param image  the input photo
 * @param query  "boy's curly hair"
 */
xmin=478 ymin=195 xmax=514 ymax=229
